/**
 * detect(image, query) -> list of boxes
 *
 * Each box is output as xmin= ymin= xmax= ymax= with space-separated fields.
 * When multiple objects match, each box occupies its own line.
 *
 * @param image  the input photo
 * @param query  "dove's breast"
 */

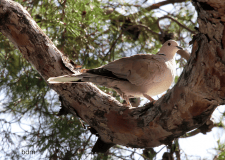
xmin=144 ymin=58 xmax=176 ymax=96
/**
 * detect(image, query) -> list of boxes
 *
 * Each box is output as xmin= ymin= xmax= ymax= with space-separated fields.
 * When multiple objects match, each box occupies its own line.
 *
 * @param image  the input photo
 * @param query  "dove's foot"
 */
xmin=124 ymin=103 xmax=132 ymax=107
xmin=123 ymin=97 xmax=133 ymax=107
xmin=143 ymin=94 xmax=156 ymax=104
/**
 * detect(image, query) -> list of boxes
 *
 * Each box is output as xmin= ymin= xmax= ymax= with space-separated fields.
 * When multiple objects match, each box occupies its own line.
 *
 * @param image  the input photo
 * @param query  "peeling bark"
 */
xmin=1 ymin=0 xmax=225 ymax=152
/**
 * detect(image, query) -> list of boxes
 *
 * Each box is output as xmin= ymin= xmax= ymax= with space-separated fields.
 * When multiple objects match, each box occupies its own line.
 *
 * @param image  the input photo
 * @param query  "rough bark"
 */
xmin=1 ymin=0 xmax=225 ymax=152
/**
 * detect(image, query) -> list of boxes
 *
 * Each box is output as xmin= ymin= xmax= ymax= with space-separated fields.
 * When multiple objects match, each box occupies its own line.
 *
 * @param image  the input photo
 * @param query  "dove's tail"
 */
xmin=47 ymin=72 xmax=101 ymax=84
xmin=47 ymin=68 xmax=122 ymax=85
xmin=47 ymin=73 xmax=84 ymax=84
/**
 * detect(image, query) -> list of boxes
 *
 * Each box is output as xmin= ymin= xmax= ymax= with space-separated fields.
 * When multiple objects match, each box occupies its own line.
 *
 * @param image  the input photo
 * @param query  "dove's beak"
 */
xmin=176 ymin=46 xmax=183 ymax=50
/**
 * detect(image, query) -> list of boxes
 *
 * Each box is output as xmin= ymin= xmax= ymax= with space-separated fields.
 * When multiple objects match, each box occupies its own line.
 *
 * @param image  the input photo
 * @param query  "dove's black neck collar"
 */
xmin=158 ymin=53 xmax=166 ymax=56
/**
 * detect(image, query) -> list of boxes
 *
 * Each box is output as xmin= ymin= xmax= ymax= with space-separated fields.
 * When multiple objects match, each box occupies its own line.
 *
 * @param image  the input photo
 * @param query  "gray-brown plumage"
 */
xmin=48 ymin=40 xmax=183 ymax=106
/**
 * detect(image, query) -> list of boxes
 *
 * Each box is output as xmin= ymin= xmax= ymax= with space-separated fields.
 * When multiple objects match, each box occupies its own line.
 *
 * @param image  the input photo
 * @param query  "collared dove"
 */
xmin=48 ymin=40 xmax=183 ymax=106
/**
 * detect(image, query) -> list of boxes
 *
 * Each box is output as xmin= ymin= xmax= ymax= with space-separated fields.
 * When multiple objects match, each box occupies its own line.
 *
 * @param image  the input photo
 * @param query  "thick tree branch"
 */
xmin=1 ymin=0 xmax=225 ymax=152
xmin=177 ymin=49 xmax=190 ymax=60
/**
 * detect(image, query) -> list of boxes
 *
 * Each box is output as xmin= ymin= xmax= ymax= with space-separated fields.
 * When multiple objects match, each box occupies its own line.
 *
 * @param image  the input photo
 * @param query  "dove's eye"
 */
xmin=168 ymin=42 xmax=171 ymax=46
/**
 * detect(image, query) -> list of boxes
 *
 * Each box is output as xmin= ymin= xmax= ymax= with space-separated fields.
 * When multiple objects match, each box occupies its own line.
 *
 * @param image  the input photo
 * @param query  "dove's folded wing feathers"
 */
xmin=102 ymin=54 xmax=167 ymax=86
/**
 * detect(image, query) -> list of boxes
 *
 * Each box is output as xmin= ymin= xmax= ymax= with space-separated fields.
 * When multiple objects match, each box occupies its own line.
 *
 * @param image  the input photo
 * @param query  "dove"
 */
xmin=48 ymin=40 xmax=183 ymax=106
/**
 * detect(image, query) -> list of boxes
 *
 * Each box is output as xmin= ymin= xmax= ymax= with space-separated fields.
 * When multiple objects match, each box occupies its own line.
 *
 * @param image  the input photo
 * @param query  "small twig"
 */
xmin=134 ymin=24 xmax=159 ymax=36
xmin=214 ymin=122 xmax=224 ymax=128
xmin=174 ymin=139 xmax=181 ymax=160
xmin=157 ymin=19 xmax=163 ymax=33
xmin=102 ymin=31 xmax=123 ymax=63
xmin=180 ymin=128 xmax=201 ymax=138
xmin=113 ymin=146 xmax=145 ymax=157
xmin=114 ymin=2 xmax=141 ymax=8
xmin=156 ymin=145 xmax=166 ymax=154
xmin=75 ymin=134 xmax=92 ymax=155
xmin=157 ymin=15 xmax=196 ymax=34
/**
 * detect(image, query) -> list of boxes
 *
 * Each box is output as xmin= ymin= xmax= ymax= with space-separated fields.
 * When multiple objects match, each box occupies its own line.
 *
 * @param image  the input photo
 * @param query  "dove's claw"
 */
xmin=143 ymin=94 xmax=155 ymax=102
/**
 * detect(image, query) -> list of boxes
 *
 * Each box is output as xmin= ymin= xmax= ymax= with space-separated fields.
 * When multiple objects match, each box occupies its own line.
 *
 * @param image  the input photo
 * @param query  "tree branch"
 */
xmin=105 ymin=0 xmax=188 ymax=16
xmin=1 ymin=0 xmax=225 ymax=152
xmin=177 ymin=49 xmax=190 ymax=60
xmin=157 ymin=15 xmax=196 ymax=34
xmin=145 ymin=0 xmax=188 ymax=11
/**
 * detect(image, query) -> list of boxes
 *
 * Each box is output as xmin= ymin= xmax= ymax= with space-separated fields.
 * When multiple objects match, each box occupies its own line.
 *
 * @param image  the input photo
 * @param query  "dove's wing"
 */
xmin=102 ymin=54 xmax=167 ymax=86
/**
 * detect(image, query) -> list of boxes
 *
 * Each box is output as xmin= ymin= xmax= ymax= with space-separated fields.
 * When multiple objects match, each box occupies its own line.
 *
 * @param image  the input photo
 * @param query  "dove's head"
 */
xmin=159 ymin=40 xmax=183 ymax=60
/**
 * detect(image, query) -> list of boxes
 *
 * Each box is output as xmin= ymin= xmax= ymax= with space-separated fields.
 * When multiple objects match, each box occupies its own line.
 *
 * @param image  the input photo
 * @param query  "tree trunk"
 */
xmin=0 ymin=0 xmax=225 ymax=152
